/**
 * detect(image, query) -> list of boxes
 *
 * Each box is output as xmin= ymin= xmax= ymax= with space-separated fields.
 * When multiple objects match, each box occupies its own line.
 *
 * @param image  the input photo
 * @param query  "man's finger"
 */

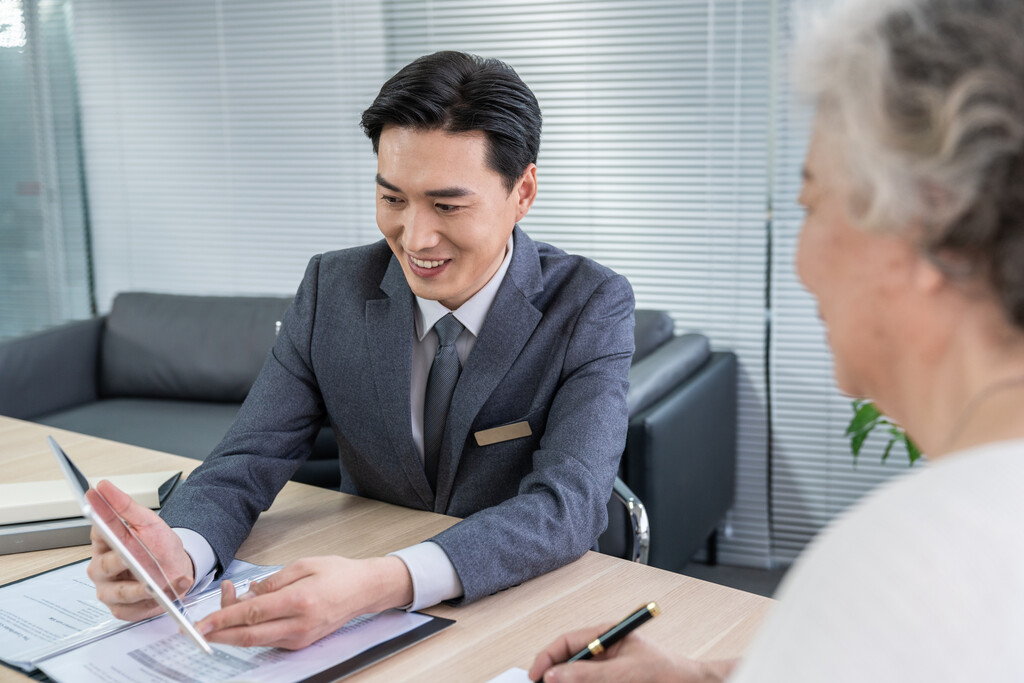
xmin=246 ymin=560 xmax=316 ymax=595
xmin=201 ymin=616 xmax=314 ymax=650
xmin=91 ymin=480 xmax=163 ymax=529
xmin=96 ymin=548 xmax=128 ymax=578
xmin=95 ymin=577 xmax=152 ymax=606
xmin=90 ymin=529 xmax=111 ymax=552
xmin=220 ymin=580 xmax=238 ymax=608
xmin=91 ymin=479 xmax=134 ymax=515
xmin=109 ymin=600 xmax=165 ymax=623
xmin=198 ymin=588 xmax=298 ymax=636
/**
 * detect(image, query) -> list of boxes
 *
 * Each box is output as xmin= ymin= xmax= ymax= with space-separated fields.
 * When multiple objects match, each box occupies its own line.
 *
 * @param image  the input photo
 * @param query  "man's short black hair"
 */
xmin=361 ymin=51 xmax=542 ymax=193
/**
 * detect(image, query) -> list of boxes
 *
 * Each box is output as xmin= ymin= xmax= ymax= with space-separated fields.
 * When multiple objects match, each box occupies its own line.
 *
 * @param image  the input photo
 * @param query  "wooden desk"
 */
xmin=0 ymin=416 xmax=773 ymax=682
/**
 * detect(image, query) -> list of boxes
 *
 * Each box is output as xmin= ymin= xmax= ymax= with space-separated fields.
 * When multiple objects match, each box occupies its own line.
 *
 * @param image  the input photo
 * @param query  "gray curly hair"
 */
xmin=795 ymin=0 xmax=1024 ymax=328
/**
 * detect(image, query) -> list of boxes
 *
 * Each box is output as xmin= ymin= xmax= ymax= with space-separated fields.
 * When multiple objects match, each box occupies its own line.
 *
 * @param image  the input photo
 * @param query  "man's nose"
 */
xmin=402 ymin=206 xmax=441 ymax=252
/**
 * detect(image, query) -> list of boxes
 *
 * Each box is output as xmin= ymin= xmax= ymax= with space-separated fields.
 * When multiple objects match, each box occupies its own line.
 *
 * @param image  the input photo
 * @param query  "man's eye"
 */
xmin=436 ymin=203 xmax=459 ymax=213
xmin=381 ymin=195 xmax=403 ymax=205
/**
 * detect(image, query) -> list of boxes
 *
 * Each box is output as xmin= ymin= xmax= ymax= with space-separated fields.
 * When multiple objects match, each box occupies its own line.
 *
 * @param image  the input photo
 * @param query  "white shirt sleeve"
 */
xmin=389 ymin=541 xmax=465 ymax=611
xmin=175 ymin=529 xmax=462 ymax=609
xmin=173 ymin=527 xmax=218 ymax=595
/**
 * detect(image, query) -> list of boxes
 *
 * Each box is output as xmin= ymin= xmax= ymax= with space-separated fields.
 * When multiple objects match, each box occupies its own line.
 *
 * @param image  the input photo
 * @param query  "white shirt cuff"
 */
xmin=173 ymin=527 xmax=218 ymax=595
xmin=389 ymin=541 xmax=464 ymax=611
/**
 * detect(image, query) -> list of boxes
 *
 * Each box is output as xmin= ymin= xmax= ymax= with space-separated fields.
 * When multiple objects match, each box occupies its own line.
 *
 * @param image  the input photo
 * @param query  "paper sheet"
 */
xmin=37 ymin=604 xmax=431 ymax=683
xmin=486 ymin=667 xmax=533 ymax=682
xmin=0 ymin=558 xmax=277 ymax=671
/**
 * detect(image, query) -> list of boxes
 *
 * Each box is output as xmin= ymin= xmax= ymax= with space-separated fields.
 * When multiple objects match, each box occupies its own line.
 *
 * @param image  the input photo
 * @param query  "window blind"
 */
xmin=381 ymin=0 xmax=773 ymax=566
xmin=768 ymin=0 xmax=915 ymax=562
xmin=71 ymin=0 xmax=774 ymax=566
xmin=72 ymin=0 xmax=389 ymax=306
xmin=0 ymin=0 xmax=91 ymax=340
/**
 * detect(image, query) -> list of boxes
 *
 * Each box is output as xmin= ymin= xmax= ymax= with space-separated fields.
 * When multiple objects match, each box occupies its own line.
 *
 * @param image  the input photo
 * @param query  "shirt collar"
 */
xmin=415 ymin=233 xmax=515 ymax=340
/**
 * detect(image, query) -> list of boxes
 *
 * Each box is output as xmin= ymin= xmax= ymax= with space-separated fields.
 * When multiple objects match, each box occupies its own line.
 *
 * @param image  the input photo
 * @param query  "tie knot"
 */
xmin=434 ymin=314 xmax=464 ymax=347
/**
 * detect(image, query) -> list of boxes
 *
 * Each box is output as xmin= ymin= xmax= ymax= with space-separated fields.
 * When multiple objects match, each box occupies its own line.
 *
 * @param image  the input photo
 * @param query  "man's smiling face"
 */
xmin=375 ymin=125 xmax=536 ymax=310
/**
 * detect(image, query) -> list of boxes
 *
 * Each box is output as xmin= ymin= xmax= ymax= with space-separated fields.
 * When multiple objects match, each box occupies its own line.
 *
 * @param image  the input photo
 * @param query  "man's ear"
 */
xmin=515 ymin=164 xmax=538 ymax=222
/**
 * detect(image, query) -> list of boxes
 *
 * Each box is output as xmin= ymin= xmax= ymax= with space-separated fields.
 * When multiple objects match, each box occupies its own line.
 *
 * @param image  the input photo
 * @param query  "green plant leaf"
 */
xmin=846 ymin=401 xmax=883 ymax=436
xmin=850 ymin=427 xmax=871 ymax=456
xmin=904 ymin=435 xmax=922 ymax=465
xmin=881 ymin=439 xmax=895 ymax=462
xmin=845 ymin=399 xmax=923 ymax=466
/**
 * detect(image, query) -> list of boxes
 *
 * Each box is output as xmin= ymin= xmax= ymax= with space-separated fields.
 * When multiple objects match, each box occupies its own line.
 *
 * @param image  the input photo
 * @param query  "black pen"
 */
xmin=567 ymin=601 xmax=660 ymax=662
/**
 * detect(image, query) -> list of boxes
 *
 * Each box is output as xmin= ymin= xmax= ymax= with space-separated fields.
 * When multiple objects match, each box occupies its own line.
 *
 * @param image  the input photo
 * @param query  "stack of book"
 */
xmin=0 ymin=470 xmax=180 ymax=554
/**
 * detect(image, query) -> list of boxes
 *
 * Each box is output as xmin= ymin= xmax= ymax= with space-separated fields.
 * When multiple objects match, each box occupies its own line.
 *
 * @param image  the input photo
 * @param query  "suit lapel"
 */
xmin=366 ymin=256 xmax=434 ymax=510
xmin=434 ymin=227 xmax=544 ymax=512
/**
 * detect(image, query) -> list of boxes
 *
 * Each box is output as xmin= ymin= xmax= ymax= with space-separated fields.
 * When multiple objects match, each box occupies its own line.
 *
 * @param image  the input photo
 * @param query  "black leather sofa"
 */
xmin=0 ymin=292 xmax=339 ymax=487
xmin=618 ymin=310 xmax=737 ymax=571
xmin=0 ymin=294 xmax=736 ymax=572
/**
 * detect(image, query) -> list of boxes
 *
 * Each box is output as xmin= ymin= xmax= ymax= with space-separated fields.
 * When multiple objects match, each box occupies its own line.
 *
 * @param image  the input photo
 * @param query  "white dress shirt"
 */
xmin=177 ymin=235 xmax=514 ymax=611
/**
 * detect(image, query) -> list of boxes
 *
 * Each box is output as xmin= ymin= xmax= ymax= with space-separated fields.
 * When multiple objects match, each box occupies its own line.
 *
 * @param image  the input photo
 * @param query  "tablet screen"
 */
xmin=47 ymin=436 xmax=213 ymax=655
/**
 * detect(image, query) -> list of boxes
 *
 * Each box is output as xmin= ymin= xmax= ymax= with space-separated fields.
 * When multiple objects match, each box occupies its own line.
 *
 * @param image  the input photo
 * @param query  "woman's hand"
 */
xmin=529 ymin=624 xmax=737 ymax=683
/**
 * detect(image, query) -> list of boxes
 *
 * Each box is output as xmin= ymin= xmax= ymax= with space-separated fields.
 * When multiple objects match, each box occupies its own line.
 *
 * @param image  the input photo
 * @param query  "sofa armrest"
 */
xmin=0 ymin=317 xmax=104 ymax=419
xmin=623 ymin=351 xmax=737 ymax=572
xmin=626 ymin=333 xmax=710 ymax=416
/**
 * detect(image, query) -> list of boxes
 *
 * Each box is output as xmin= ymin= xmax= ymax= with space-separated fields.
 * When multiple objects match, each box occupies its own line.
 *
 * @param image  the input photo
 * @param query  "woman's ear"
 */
xmin=915 ymin=252 xmax=948 ymax=295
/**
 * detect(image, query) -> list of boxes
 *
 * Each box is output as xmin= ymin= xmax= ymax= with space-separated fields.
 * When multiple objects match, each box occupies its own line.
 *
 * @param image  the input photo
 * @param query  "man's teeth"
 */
xmin=411 ymin=257 xmax=446 ymax=269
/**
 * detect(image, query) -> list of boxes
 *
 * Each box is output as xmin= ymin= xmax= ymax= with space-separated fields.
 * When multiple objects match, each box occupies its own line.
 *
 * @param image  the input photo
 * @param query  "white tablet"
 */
xmin=47 ymin=436 xmax=213 ymax=655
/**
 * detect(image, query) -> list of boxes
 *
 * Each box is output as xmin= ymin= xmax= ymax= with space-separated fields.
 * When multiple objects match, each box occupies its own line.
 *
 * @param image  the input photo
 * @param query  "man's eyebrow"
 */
xmin=425 ymin=186 xmax=474 ymax=198
xmin=375 ymin=174 xmax=474 ymax=198
xmin=376 ymin=174 xmax=402 ymax=193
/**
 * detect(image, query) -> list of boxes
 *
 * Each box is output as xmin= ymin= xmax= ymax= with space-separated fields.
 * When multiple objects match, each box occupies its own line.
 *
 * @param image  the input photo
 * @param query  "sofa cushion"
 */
xmin=0 ymin=317 xmax=103 ymax=420
xmin=37 ymin=397 xmax=341 ymax=488
xmin=38 ymin=398 xmax=243 ymax=461
xmin=633 ymin=310 xmax=675 ymax=362
xmin=100 ymin=293 xmax=292 ymax=402
xmin=627 ymin=333 xmax=710 ymax=416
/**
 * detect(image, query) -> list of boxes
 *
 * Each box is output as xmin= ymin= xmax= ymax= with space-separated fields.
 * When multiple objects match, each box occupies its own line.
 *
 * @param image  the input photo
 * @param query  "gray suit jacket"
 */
xmin=160 ymin=226 xmax=635 ymax=603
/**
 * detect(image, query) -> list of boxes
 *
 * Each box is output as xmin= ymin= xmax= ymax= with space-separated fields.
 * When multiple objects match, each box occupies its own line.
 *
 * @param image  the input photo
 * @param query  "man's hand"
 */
xmin=528 ymin=624 xmax=737 ymax=683
xmin=86 ymin=479 xmax=195 ymax=622
xmin=196 ymin=555 xmax=414 ymax=650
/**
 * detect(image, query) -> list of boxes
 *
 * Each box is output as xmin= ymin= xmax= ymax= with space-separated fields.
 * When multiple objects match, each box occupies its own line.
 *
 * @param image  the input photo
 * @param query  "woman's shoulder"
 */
xmin=858 ymin=438 xmax=1024 ymax=527
xmin=730 ymin=438 xmax=1024 ymax=682
xmin=804 ymin=437 xmax=1024 ymax=577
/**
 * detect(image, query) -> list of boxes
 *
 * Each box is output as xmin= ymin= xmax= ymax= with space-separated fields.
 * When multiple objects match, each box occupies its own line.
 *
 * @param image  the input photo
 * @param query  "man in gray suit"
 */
xmin=88 ymin=51 xmax=635 ymax=649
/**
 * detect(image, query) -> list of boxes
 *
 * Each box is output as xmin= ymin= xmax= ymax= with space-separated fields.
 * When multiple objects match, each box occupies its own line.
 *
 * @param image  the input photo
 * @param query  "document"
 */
xmin=0 ymin=558 xmax=277 ymax=671
xmin=38 ymin=606 xmax=435 ymax=683
xmin=0 ymin=559 xmax=453 ymax=682
xmin=487 ymin=667 xmax=533 ymax=682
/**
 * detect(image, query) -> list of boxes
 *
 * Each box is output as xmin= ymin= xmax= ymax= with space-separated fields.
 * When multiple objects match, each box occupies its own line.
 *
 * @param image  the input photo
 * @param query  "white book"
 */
xmin=0 ymin=470 xmax=180 ymax=525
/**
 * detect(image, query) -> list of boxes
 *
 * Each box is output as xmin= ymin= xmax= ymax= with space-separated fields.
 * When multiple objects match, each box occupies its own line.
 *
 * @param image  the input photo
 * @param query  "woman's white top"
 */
xmin=730 ymin=438 xmax=1024 ymax=682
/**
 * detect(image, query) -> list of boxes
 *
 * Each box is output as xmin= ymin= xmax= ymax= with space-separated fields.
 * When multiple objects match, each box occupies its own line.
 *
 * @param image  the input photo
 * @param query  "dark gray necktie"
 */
xmin=423 ymin=313 xmax=464 ymax=491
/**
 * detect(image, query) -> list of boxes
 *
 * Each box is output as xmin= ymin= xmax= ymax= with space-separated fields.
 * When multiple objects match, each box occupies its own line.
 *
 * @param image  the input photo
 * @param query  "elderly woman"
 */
xmin=529 ymin=0 xmax=1024 ymax=681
